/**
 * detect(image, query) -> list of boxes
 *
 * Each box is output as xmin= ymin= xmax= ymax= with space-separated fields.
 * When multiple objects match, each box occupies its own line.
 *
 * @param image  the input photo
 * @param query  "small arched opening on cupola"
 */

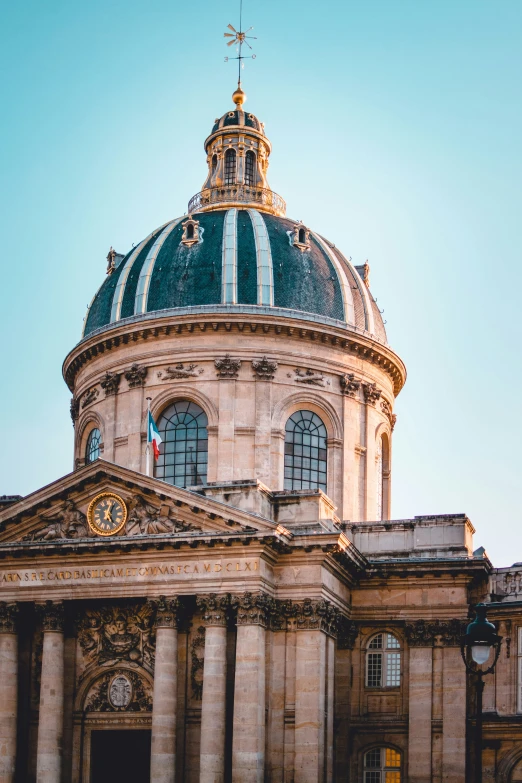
xmin=291 ymin=222 xmax=311 ymax=252
xmin=224 ymin=148 xmax=237 ymax=185
xmin=181 ymin=216 xmax=201 ymax=247
xmin=244 ymin=149 xmax=256 ymax=186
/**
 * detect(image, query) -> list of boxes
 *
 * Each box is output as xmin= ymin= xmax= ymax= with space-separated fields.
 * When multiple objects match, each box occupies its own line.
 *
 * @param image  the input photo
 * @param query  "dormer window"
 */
xmin=212 ymin=154 xmax=218 ymax=174
xmin=245 ymin=150 xmax=256 ymax=186
xmin=181 ymin=217 xmax=201 ymax=247
xmin=291 ymin=222 xmax=311 ymax=252
xmin=224 ymin=148 xmax=237 ymax=185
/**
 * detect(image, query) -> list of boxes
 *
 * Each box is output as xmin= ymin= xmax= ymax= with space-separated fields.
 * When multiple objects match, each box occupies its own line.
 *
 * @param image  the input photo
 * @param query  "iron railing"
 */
xmin=188 ymin=185 xmax=286 ymax=216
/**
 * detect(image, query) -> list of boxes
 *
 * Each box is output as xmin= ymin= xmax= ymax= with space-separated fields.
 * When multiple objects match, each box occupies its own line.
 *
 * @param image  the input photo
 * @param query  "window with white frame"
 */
xmin=364 ymin=747 xmax=401 ymax=783
xmin=366 ymin=633 xmax=401 ymax=688
xmin=518 ymin=627 xmax=522 ymax=713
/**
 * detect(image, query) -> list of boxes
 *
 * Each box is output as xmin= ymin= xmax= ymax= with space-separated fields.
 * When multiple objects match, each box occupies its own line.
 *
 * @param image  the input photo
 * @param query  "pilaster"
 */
xmin=0 ymin=602 xmax=18 ymax=783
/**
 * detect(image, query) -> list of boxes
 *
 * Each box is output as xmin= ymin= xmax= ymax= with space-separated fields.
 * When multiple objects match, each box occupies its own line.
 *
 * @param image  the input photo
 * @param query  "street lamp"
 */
xmin=460 ymin=604 xmax=502 ymax=783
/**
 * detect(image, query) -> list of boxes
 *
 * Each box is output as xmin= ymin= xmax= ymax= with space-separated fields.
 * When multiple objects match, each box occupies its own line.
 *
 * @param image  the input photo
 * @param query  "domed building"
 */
xmin=0 ymin=86 xmax=520 ymax=783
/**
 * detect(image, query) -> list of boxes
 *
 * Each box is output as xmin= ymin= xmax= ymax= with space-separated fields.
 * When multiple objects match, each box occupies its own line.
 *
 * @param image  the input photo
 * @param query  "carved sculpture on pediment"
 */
xmin=362 ymin=382 xmax=381 ymax=406
xmin=125 ymin=495 xmax=195 ymax=536
xmin=340 ymin=373 xmax=361 ymax=397
xmin=160 ymin=363 xmax=204 ymax=380
xmin=23 ymin=500 xmax=89 ymax=541
xmin=77 ymin=603 xmax=155 ymax=675
xmin=252 ymin=356 xmax=278 ymax=380
xmin=85 ymin=669 xmax=152 ymax=712
xmin=125 ymin=363 xmax=148 ymax=388
xmin=82 ymin=387 xmax=99 ymax=409
xmin=0 ymin=602 xmax=18 ymax=633
xmin=295 ymin=368 xmax=326 ymax=387
xmin=190 ymin=626 xmax=205 ymax=700
xmin=100 ymin=371 xmax=121 ymax=396
xmin=70 ymin=397 xmax=80 ymax=425
xmin=215 ymin=354 xmax=241 ymax=379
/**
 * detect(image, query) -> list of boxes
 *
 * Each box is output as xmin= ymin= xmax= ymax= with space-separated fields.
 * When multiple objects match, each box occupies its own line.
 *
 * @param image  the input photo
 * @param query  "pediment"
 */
xmin=0 ymin=460 xmax=278 ymax=546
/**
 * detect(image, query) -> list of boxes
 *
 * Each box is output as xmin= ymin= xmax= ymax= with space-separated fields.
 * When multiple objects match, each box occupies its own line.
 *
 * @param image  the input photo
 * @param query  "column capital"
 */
xmin=337 ymin=616 xmax=358 ymax=649
xmin=0 ymin=601 xmax=18 ymax=633
xmin=196 ymin=593 xmax=230 ymax=626
xmin=152 ymin=596 xmax=181 ymax=628
xmin=405 ymin=618 xmax=468 ymax=647
xmin=270 ymin=598 xmax=342 ymax=638
xmin=231 ymin=591 xmax=273 ymax=627
xmin=37 ymin=600 xmax=65 ymax=632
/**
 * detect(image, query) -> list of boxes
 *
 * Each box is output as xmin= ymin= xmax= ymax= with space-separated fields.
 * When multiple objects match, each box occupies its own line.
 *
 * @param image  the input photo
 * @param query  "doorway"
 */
xmin=90 ymin=729 xmax=151 ymax=783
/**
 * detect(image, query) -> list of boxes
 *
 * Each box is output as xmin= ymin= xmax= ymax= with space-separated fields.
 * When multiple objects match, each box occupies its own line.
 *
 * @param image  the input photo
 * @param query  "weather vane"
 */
xmin=224 ymin=0 xmax=257 ymax=88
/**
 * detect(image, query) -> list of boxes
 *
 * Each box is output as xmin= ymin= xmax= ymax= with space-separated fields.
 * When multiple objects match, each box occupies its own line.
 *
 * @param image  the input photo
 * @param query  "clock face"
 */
xmin=87 ymin=493 xmax=127 ymax=536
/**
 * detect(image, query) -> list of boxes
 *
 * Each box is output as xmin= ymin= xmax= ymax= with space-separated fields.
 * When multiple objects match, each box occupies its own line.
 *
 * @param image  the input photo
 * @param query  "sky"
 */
xmin=0 ymin=0 xmax=521 ymax=567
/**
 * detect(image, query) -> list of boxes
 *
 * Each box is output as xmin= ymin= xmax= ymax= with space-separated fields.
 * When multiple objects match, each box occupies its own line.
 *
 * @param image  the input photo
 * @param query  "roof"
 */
xmin=82 ymin=209 xmax=387 ymax=342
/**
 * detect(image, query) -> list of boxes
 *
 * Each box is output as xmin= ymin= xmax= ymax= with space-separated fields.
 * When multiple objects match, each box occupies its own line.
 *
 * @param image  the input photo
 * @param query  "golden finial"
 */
xmin=232 ymin=84 xmax=246 ymax=109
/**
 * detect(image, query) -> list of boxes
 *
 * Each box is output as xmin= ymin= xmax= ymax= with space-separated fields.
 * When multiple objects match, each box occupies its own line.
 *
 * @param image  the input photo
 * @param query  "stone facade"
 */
xmin=1 ymin=90 xmax=520 ymax=783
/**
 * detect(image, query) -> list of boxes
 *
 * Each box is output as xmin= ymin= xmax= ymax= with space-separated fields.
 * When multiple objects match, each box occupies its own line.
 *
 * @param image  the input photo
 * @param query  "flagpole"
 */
xmin=146 ymin=397 xmax=152 ymax=477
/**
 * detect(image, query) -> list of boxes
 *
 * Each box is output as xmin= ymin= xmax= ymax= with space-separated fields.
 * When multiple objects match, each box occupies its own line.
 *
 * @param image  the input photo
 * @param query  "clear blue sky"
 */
xmin=1 ymin=0 xmax=521 ymax=566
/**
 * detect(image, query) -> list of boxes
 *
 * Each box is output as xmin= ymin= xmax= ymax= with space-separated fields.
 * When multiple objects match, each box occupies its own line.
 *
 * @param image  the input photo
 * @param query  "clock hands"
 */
xmin=103 ymin=501 xmax=114 ymax=523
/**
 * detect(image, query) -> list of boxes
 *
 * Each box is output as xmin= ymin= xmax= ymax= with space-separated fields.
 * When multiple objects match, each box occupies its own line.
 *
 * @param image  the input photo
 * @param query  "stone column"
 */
xmin=0 ymin=603 xmax=19 ymax=783
xmin=197 ymin=595 xmax=230 ymax=783
xmin=441 ymin=622 xmax=467 ymax=783
xmin=334 ymin=619 xmax=358 ymax=780
xmin=231 ymin=593 xmax=269 ymax=783
xmin=406 ymin=632 xmax=433 ymax=783
xmin=150 ymin=597 xmax=180 ymax=783
xmin=36 ymin=601 xmax=65 ymax=783
xmin=294 ymin=599 xmax=338 ymax=783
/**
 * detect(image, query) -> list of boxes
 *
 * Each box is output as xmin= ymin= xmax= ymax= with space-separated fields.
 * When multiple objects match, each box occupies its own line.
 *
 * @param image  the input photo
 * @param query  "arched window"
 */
xmin=364 ymin=747 xmax=401 ymax=782
xmin=366 ymin=633 xmax=401 ymax=688
xmin=284 ymin=410 xmax=327 ymax=491
xmin=298 ymin=228 xmax=306 ymax=244
xmin=186 ymin=223 xmax=194 ymax=240
xmin=154 ymin=401 xmax=208 ymax=488
xmin=212 ymin=154 xmax=218 ymax=174
xmin=224 ymin=148 xmax=236 ymax=185
xmin=245 ymin=150 xmax=256 ymax=186
xmin=376 ymin=438 xmax=383 ymax=520
xmin=85 ymin=428 xmax=101 ymax=464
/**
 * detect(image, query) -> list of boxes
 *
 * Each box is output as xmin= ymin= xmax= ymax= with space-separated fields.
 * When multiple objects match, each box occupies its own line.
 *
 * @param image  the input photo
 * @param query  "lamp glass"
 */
xmin=471 ymin=644 xmax=491 ymax=665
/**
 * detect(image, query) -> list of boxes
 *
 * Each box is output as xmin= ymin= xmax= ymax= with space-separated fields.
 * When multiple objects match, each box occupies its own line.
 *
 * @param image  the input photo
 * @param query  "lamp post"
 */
xmin=460 ymin=603 xmax=502 ymax=783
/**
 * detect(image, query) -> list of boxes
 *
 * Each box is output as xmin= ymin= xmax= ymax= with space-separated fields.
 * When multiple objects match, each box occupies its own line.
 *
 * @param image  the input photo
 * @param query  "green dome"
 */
xmin=83 ymin=209 xmax=386 ymax=343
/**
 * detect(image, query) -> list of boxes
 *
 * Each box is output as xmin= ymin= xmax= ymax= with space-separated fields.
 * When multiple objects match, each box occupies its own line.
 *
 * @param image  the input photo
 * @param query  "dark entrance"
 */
xmin=90 ymin=729 xmax=151 ymax=783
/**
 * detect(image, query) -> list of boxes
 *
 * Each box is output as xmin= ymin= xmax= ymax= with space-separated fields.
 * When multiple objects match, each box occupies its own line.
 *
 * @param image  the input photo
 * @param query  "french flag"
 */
xmin=147 ymin=410 xmax=163 ymax=460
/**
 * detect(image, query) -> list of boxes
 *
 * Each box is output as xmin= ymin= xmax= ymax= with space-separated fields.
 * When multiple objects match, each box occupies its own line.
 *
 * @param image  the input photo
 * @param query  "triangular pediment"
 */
xmin=0 ymin=460 xmax=278 ymax=547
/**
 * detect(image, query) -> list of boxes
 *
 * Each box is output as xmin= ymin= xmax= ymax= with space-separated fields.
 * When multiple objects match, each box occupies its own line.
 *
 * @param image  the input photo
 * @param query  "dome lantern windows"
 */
xmin=224 ymin=148 xmax=237 ymax=185
xmin=244 ymin=150 xmax=256 ymax=186
xmin=85 ymin=428 xmax=101 ymax=465
xmin=291 ymin=222 xmax=311 ymax=252
xmin=181 ymin=217 xmax=201 ymax=247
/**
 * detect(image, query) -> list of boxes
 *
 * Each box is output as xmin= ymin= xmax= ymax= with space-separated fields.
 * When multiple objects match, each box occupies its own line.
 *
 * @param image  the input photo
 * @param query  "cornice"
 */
xmin=63 ymin=310 xmax=406 ymax=396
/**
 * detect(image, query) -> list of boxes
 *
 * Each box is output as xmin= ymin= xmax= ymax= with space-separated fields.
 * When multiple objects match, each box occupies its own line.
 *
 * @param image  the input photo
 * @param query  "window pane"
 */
xmin=385 ymin=773 xmax=400 ymax=783
xmin=387 ymin=634 xmax=400 ymax=649
xmin=367 ymin=653 xmax=382 ymax=687
xmin=386 ymin=653 xmax=401 ymax=687
xmin=155 ymin=401 xmax=208 ymax=488
xmin=364 ymin=749 xmax=382 ymax=768
xmin=369 ymin=634 xmax=383 ymax=649
xmin=385 ymin=749 xmax=401 ymax=768
xmin=284 ymin=410 xmax=327 ymax=492
xmin=364 ymin=773 xmax=381 ymax=783
xmin=85 ymin=428 xmax=101 ymax=464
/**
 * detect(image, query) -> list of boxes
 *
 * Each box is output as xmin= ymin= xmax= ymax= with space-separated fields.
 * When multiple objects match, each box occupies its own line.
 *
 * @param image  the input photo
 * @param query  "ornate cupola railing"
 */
xmin=188 ymin=184 xmax=286 ymax=217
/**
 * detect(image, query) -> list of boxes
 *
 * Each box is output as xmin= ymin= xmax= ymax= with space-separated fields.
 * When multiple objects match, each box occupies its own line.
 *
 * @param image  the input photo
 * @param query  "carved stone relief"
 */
xmin=190 ymin=626 xmax=205 ymax=700
xmin=404 ymin=618 xmax=468 ymax=647
xmin=37 ymin=601 xmax=65 ymax=632
xmin=70 ymin=397 xmax=80 ymax=425
xmin=23 ymin=500 xmax=89 ymax=541
xmin=125 ymin=363 xmax=148 ymax=388
xmin=252 ymin=356 xmax=278 ymax=380
xmin=0 ymin=601 xmax=18 ymax=633
xmin=340 ymin=373 xmax=361 ymax=397
xmin=294 ymin=368 xmax=326 ymax=387
xmin=380 ymin=398 xmax=397 ymax=430
xmin=196 ymin=593 xmax=230 ymax=626
xmin=77 ymin=603 xmax=155 ymax=675
xmin=84 ymin=669 xmax=152 ymax=712
xmin=158 ymin=363 xmax=204 ymax=380
xmin=362 ymin=382 xmax=381 ymax=405
xmin=100 ymin=371 xmax=121 ymax=396
xmin=82 ymin=387 xmax=99 ymax=408
xmin=215 ymin=354 xmax=241 ymax=379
